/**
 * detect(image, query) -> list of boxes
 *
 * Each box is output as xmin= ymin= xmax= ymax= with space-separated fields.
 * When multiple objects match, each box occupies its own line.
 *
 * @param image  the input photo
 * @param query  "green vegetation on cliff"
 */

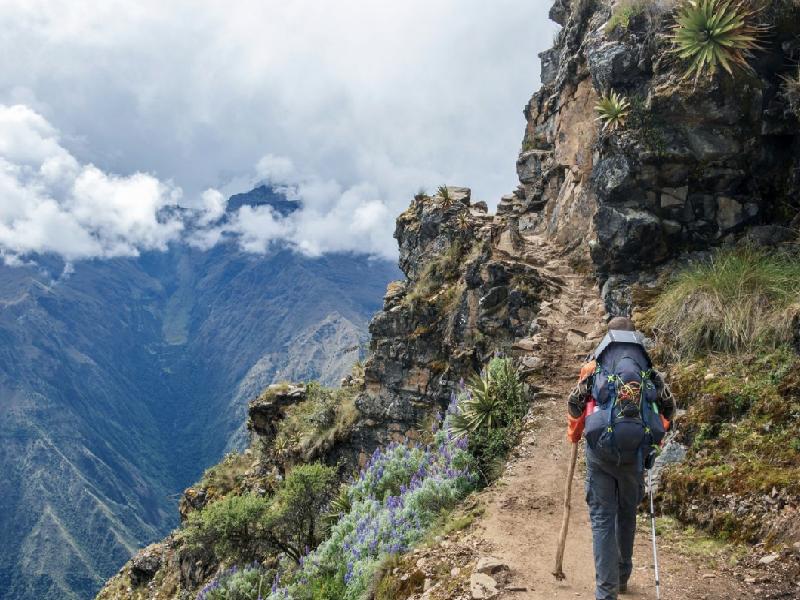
xmin=644 ymin=247 xmax=800 ymax=358
xmin=642 ymin=247 xmax=800 ymax=544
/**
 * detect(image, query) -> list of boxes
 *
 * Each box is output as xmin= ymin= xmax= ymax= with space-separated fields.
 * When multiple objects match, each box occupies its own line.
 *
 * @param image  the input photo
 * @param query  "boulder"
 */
xmin=516 ymin=150 xmax=552 ymax=186
xmin=592 ymin=155 xmax=634 ymax=202
xmin=587 ymin=39 xmax=643 ymax=91
xmin=470 ymin=572 xmax=499 ymax=599
xmin=592 ymin=206 xmax=668 ymax=271
xmin=539 ymin=47 xmax=560 ymax=86
xmin=130 ymin=544 xmax=165 ymax=587
xmin=716 ymin=197 xmax=758 ymax=232
xmin=549 ymin=0 xmax=569 ymax=25
xmin=660 ymin=186 xmax=688 ymax=208
xmin=434 ymin=186 xmax=471 ymax=205
xmin=248 ymin=383 xmax=307 ymax=437
xmin=475 ymin=556 xmax=510 ymax=576
xmin=743 ymin=225 xmax=797 ymax=246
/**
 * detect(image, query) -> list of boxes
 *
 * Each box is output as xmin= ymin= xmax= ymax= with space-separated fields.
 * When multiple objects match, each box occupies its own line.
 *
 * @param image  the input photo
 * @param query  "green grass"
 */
xmin=405 ymin=241 xmax=466 ymax=307
xmin=605 ymin=0 xmax=647 ymax=33
xmin=643 ymin=247 xmax=800 ymax=359
xmin=660 ymin=349 xmax=800 ymax=541
xmin=269 ymin=383 xmax=358 ymax=463
xmin=192 ymin=452 xmax=252 ymax=506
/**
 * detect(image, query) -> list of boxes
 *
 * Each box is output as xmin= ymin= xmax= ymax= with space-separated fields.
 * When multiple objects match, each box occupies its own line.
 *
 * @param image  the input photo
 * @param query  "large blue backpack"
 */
xmin=584 ymin=330 xmax=666 ymax=469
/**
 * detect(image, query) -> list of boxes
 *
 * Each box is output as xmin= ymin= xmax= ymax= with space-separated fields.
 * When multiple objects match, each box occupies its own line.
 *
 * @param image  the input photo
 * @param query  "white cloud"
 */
xmin=197 ymin=188 xmax=227 ymax=226
xmin=0 ymin=1 xmax=558 ymax=260
xmin=256 ymin=155 xmax=296 ymax=185
xmin=0 ymin=104 xmax=185 ymax=261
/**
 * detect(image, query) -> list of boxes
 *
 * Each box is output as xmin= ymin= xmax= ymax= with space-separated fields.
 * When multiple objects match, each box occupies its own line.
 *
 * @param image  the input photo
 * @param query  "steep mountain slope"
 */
xmin=0 ymin=187 xmax=399 ymax=600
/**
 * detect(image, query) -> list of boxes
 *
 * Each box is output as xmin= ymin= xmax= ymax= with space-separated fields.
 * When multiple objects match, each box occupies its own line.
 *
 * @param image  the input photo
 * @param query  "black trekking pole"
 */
xmin=647 ymin=469 xmax=662 ymax=600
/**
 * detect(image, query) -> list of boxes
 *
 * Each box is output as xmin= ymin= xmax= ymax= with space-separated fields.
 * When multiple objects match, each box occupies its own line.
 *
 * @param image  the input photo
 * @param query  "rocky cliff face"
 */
xmin=505 ymin=0 xmax=799 ymax=312
xmin=351 ymin=187 xmax=552 ymax=456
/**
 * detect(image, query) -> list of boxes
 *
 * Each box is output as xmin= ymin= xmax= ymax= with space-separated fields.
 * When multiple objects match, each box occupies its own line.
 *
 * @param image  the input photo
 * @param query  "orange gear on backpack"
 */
xmin=566 ymin=360 xmax=596 ymax=443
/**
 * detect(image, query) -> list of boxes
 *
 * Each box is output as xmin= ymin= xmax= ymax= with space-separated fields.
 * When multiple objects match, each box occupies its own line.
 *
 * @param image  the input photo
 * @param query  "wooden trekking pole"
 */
xmin=553 ymin=441 xmax=579 ymax=580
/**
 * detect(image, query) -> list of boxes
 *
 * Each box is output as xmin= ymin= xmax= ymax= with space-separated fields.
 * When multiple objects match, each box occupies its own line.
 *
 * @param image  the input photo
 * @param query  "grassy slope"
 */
xmin=661 ymin=349 xmax=800 ymax=543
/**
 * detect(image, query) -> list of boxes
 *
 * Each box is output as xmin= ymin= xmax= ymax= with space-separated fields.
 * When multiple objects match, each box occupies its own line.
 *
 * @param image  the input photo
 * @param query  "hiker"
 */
xmin=566 ymin=316 xmax=675 ymax=600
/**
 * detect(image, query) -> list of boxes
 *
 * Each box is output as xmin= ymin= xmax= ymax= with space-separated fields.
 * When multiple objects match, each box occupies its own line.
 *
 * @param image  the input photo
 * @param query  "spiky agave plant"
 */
xmin=670 ymin=0 xmax=765 ymax=82
xmin=595 ymin=90 xmax=630 ymax=132
xmin=450 ymin=371 xmax=502 ymax=436
xmin=437 ymin=185 xmax=453 ymax=208
xmin=323 ymin=484 xmax=352 ymax=526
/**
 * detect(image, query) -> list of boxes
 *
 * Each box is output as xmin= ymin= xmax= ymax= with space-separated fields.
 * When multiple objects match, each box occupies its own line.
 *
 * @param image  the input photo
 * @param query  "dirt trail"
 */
xmin=472 ymin=233 xmax=748 ymax=599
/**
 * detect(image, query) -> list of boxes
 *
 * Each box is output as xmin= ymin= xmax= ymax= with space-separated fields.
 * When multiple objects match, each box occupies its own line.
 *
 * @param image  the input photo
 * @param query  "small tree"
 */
xmin=263 ymin=462 xmax=338 ymax=563
xmin=182 ymin=493 xmax=272 ymax=564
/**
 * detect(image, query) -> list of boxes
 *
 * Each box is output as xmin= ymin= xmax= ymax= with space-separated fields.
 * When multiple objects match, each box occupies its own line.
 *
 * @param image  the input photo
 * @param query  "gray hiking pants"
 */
xmin=585 ymin=449 xmax=645 ymax=600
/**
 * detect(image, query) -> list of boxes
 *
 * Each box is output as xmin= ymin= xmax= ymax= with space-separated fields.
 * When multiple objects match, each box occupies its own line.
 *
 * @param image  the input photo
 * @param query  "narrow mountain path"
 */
xmin=472 ymin=233 xmax=748 ymax=599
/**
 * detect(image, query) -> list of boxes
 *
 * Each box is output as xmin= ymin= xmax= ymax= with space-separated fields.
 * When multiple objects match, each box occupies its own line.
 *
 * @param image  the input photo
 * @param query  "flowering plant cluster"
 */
xmin=197 ymin=564 xmax=272 ymax=600
xmin=268 ymin=396 xmax=476 ymax=600
xmin=196 ymin=394 xmax=477 ymax=600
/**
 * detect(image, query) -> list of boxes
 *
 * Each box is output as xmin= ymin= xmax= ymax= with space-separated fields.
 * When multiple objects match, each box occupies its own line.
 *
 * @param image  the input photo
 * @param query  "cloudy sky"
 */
xmin=0 ymin=0 xmax=557 ymax=261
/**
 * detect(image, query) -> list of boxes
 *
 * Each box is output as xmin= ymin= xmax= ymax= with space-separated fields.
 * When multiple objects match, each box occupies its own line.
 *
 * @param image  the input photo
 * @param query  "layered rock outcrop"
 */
xmin=507 ymin=0 xmax=800 ymax=311
xmin=351 ymin=187 xmax=551 ymax=455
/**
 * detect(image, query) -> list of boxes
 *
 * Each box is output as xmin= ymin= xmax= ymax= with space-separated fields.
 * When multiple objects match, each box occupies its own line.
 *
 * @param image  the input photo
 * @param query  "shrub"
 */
xmin=263 ymin=463 xmax=338 ymax=563
xmin=452 ymin=358 xmax=527 ymax=436
xmin=451 ymin=358 xmax=529 ymax=481
xmin=437 ymin=185 xmax=452 ymax=208
xmin=197 ymin=565 xmax=272 ymax=600
xmin=642 ymin=247 xmax=800 ymax=359
xmin=264 ymin=403 xmax=477 ymax=600
xmin=670 ymin=0 xmax=765 ymax=82
xmin=182 ymin=494 xmax=272 ymax=564
xmin=271 ymin=384 xmax=358 ymax=462
xmin=595 ymin=90 xmax=630 ymax=132
xmin=183 ymin=463 xmax=337 ymax=567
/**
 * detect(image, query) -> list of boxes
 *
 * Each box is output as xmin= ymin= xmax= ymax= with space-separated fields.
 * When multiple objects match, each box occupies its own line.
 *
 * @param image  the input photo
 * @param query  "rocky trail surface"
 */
xmin=400 ymin=234 xmax=753 ymax=600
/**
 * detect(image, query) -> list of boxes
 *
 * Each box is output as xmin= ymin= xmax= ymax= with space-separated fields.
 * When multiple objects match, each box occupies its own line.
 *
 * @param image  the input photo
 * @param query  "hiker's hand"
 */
xmin=567 ymin=384 xmax=586 ymax=418
xmin=654 ymin=371 xmax=676 ymax=421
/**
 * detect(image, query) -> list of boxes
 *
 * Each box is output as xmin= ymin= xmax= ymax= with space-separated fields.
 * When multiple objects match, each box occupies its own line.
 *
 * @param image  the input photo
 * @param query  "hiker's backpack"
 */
xmin=583 ymin=330 xmax=666 ymax=469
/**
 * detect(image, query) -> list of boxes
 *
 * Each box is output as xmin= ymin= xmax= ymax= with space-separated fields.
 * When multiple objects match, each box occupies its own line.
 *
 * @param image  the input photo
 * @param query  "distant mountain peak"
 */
xmin=226 ymin=185 xmax=298 ymax=217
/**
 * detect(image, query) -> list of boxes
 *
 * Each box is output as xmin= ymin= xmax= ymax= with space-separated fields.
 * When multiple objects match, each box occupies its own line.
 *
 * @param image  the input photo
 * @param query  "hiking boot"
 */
xmin=619 ymin=582 xmax=628 ymax=594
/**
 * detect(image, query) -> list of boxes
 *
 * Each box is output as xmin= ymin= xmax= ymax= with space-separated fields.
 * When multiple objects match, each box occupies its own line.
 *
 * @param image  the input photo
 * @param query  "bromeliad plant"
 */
xmin=670 ymin=0 xmax=765 ymax=82
xmin=451 ymin=358 xmax=528 ymax=437
xmin=594 ymin=91 xmax=630 ymax=132
xmin=437 ymin=185 xmax=453 ymax=208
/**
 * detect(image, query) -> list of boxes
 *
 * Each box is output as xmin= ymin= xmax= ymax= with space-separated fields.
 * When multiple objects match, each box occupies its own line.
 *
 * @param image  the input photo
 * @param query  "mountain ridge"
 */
xmin=0 ymin=186 xmax=399 ymax=600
